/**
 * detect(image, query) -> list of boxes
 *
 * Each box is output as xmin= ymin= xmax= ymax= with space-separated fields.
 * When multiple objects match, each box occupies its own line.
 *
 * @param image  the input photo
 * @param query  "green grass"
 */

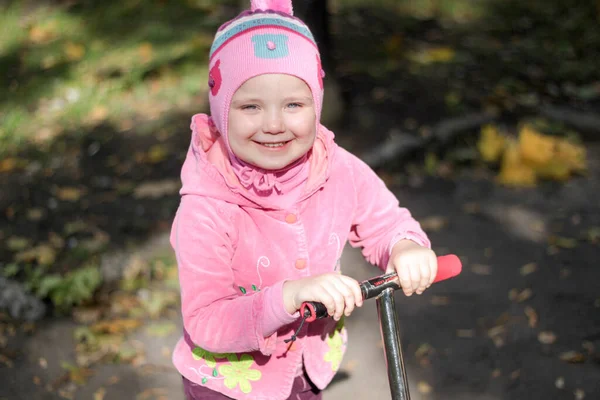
xmin=0 ymin=0 xmax=221 ymax=157
xmin=337 ymin=0 xmax=491 ymax=24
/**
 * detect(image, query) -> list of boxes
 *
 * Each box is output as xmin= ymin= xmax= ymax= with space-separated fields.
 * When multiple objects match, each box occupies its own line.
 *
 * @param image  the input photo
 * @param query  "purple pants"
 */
xmin=182 ymin=373 xmax=322 ymax=400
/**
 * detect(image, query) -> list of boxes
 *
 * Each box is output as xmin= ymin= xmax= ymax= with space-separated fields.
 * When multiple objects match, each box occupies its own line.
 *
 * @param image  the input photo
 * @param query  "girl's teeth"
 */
xmin=263 ymin=142 xmax=285 ymax=148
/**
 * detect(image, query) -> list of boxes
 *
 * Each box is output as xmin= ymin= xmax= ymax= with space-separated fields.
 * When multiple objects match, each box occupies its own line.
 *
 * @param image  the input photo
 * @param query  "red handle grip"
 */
xmin=432 ymin=254 xmax=462 ymax=283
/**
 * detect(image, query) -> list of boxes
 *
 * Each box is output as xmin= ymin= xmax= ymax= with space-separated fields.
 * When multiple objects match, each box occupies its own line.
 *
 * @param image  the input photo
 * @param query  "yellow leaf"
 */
xmin=56 ymin=187 xmax=84 ymax=201
xmin=534 ymin=159 xmax=572 ymax=181
xmin=555 ymin=138 xmax=587 ymax=172
xmin=7 ymin=236 xmax=31 ymax=251
xmin=417 ymin=381 xmax=433 ymax=394
xmin=384 ymin=34 xmax=404 ymax=55
xmin=28 ymin=22 xmax=58 ymax=44
xmin=0 ymin=158 xmax=18 ymax=173
xmin=538 ymin=331 xmax=557 ymax=344
xmin=518 ymin=124 xmax=555 ymax=165
xmin=139 ymin=42 xmax=154 ymax=63
xmin=147 ymin=145 xmax=168 ymax=163
xmin=91 ymin=319 xmax=142 ymax=335
xmin=88 ymin=106 xmax=109 ymax=124
xmin=15 ymin=244 xmax=57 ymax=266
xmin=497 ymin=141 xmax=537 ymax=187
xmin=409 ymin=46 xmax=456 ymax=64
xmin=64 ymin=42 xmax=85 ymax=61
xmin=559 ymin=351 xmax=586 ymax=363
xmin=477 ymin=124 xmax=506 ymax=162
xmin=94 ymin=388 xmax=106 ymax=400
xmin=520 ymin=263 xmax=537 ymax=276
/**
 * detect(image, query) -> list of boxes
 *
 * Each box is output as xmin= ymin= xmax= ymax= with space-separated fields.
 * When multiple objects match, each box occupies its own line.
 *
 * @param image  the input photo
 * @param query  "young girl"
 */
xmin=171 ymin=1 xmax=437 ymax=399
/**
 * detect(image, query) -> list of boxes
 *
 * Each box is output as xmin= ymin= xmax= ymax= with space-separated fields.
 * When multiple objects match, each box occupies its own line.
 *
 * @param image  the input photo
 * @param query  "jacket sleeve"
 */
xmin=346 ymin=152 xmax=431 ymax=270
xmin=171 ymin=195 xmax=297 ymax=356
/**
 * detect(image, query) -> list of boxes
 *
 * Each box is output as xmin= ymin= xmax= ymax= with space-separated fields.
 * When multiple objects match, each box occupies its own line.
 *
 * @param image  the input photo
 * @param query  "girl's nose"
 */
xmin=263 ymin=112 xmax=285 ymax=134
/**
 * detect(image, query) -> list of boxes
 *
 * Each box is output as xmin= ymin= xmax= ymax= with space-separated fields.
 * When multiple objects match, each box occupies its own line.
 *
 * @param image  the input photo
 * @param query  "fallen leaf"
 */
xmin=6 ymin=236 xmax=31 ymax=251
xmin=39 ymin=358 xmax=48 ymax=369
xmin=430 ymin=296 xmax=450 ymax=306
xmin=145 ymin=322 xmax=176 ymax=337
xmin=342 ymin=359 xmax=359 ymax=372
xmin=559 ymin=351 xmax=586 ymax=363
xmin=549 ymin=236 xmax=578 ymax=249
xmin=519 ymin=124 xmax=555 ymax=165
xmin=94 ymin=388 xmax=106 ymax=400
xmin=28 ymin=22 xmax=58 ymax=44
xmin=139 ymin=42 xmax=154 ymax=63
xmin=491 ymin=369 xmax=501 ymax=378
xmin=0 ymin=158 xmax=19 ymax=173
xmin=0 ymin=354 xmax=14 ymax=368
xmin=64 ymin=42 xmax=85 ymax=61
xmin=133 ymin=180 xmax=180 ymax=199
xmin=91 ymin=319 xmax=142 ymax=335
xmin=420 ymin=216 xmax=448 ymax=232
xmin=509 ymin=288 xmax=532 ymax=302
xmin=56 ymin=187 xmax=85 ymax=201
xmin=555 ymin=376 xmax=565 ymax=389
xmin=147 ymin=145 xmax=168 ymax=164
xmin=510 ymin=370 xmax=521 ymax=380
xmin=524 ymin=306 xmax=538 ymax=328
xmin=88 ymin=106 xmax=109 ymax=124
xmin=586 ymin=227 xmax=600 ymax=243
xmin=497 ymin=140 xmax=537 ymax=187
xmin=415 ymin=343 xmax=433 ymax=359
xmin=409 ymin=46 xmax=456 ymax=64
xmin=471 ymin=264 xmax=492 ymax=275
xmin=457 ymin=329 xmax=475 ymax=338
xmin=520 ymin=263 xmax=537 ymax=276
xmin=574 ymin=388 xmax=586 ymax=399
xmin=417 ymin=380 xmax=433 ymax=394
xmin=538 ymin=331 xmax=557 ymax=344
xmin=15 ymin=244 xmax=57 ymax=266
xmin=478 ymin=124 xmax=506 ymax=162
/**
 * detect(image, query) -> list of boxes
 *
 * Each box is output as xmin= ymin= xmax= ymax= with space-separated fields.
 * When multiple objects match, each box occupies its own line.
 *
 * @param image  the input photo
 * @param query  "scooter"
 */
xmin=299 ymin=254 xmax=462 ymax=400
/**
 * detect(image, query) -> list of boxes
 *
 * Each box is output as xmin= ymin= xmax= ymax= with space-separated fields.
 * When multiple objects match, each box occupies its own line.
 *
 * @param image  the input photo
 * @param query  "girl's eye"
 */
xmin=287 ymin=103 xmax=302 ymax=108
xmin=241 ymin=105 xmax=258 ymax=110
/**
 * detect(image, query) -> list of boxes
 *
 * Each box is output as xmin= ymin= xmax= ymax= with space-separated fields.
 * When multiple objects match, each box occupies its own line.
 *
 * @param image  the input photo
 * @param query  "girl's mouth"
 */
xmin=256 ymin=140 xmax=292 ymax=149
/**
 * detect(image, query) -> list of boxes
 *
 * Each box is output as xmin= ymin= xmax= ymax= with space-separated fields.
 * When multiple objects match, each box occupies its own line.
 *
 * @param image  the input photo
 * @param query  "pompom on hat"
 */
xmin=207 ymin=0 xmax=325 ymax=146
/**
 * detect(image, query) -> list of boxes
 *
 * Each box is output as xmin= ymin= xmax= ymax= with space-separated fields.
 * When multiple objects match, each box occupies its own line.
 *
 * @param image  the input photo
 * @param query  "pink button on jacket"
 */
xmin=170 ymin=114 xmax=430 ymax=399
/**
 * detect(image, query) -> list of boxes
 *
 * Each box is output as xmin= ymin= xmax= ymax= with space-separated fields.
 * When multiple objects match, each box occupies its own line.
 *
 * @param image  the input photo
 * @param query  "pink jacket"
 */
xmin=170 ymin=114 xmax=430 ymax=400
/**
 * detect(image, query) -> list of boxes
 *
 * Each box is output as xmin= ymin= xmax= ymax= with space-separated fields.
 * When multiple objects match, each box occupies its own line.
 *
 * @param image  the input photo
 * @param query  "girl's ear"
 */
xmin=250 ymin=0 xmax=294 ymax=15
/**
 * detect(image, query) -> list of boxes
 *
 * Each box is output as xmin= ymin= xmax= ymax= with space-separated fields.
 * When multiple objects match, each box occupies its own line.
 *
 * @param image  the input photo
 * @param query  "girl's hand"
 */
xmin=283 ymin=273 xmax=363 ymax=321
xmin=387 ymin=239 xmax=437 ymax=296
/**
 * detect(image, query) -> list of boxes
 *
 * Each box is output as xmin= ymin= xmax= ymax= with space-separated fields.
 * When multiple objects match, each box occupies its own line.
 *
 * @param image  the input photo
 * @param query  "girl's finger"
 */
xmin=322 ymin=281 xmax=345 ymax=321
xmin=331 ymin=280 xmax=355 ymax=317
xmin=417 ymin=259 xmax=431 ymax=294
xmin=428 ymin=253 xmax=438 ymax=286
xmin=409 ymin=263 xmax=420 ymax=295
xmin=340 ymin=275 xmax=363 ymax=307
xmin=398 ymin=264 xmax=412 ymax=296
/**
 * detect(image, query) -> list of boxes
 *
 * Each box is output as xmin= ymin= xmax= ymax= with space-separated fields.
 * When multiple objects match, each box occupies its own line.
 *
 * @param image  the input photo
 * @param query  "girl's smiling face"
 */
xmin=227 ymin=74 xmax=317 ymax=171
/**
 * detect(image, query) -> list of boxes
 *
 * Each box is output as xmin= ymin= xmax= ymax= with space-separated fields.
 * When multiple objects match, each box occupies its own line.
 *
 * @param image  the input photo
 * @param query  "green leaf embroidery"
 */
xmin=239 ymin=286 xmax=247 ymax=294
xmin=251 ymin=284 xmax=258 ymax=291
xmin=202 ymin=377 xmax=208 ymax=384
xmin=212 ymin=368 xmax=218 ymax=377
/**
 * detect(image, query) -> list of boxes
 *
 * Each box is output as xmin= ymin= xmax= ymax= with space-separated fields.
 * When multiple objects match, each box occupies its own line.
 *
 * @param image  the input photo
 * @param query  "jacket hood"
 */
xmin=179 ymin=113 xmax=337 ymax=209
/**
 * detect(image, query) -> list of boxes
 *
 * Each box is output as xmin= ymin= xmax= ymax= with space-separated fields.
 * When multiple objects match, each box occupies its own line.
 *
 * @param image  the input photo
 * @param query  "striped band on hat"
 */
xmin=210 ymin=12 xmax=317 ymax=60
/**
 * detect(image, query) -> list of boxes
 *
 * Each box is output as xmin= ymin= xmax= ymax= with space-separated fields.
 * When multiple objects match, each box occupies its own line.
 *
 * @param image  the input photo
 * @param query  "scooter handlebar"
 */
xmin=300 ymin=254 xmax=462 ymax=322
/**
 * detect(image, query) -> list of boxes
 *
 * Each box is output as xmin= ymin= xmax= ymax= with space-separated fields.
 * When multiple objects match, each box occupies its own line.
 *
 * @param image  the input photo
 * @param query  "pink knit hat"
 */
xmin=207 ymin=0 xmax=325 ymax=145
